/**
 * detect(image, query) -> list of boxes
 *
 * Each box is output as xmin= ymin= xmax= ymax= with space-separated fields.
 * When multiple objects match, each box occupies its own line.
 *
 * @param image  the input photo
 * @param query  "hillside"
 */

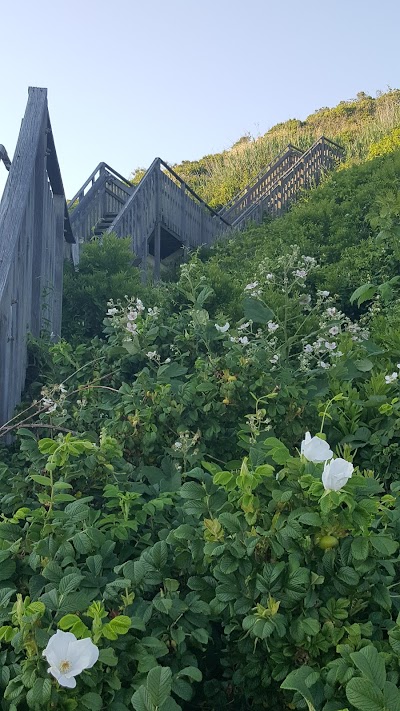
xmin=131 ymin=89 xmax=400 ymax=208
xmin=1 ymin=90 xmax=400 ymax=711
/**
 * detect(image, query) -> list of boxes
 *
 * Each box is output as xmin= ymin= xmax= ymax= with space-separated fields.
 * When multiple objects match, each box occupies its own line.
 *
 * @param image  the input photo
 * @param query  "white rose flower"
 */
xmin=301 ymin=432 xmax=333 ymax=463
xmin=215 ymin=322 xmax=230 ymax=333
xmin=42 ymin=630 xmax=99 ymax=688
xmin=322 ymin=458 xmax=354 ymax=491
xmin=385 ymin=372 xmax=398 ymax=384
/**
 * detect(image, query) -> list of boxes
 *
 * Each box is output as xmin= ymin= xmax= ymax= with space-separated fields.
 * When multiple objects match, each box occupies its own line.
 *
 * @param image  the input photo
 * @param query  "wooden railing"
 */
xmin=231 ymin=136 xmax=344 ymax=229
xmin=70 ymin=137 xmax=343 ymax=280
xmin=0 ymin=87 xmax=74 ymax=428
xmin=68 ymin=163 xmax=133 ymax=262
xmin=219 ymin=144 xmax=303 ymax=224
xmin=0 ymin=145 xmax=11 ymax=171
xmin=109 ymin=159 xmax=229 ymax=278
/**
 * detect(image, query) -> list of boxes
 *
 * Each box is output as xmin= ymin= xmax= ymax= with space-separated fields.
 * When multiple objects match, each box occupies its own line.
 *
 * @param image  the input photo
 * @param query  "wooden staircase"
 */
xmin=68 ymin=163 xmax=134 ymax=263
xmin=69 ymin=136 xmax=344 ymax=277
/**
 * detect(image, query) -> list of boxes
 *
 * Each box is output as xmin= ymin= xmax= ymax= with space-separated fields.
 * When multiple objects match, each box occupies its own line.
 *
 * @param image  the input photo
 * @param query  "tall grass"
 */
xmin=171 ymin=90 xmax=400 ymax=207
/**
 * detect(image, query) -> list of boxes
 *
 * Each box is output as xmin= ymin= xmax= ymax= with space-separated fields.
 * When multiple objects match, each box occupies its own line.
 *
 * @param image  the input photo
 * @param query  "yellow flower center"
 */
xmin=59 ymin=660 xmax=71 ymax=674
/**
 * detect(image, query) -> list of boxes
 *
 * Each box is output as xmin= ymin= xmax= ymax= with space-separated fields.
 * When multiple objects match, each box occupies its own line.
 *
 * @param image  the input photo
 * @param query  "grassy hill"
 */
xmin=131 ymin=89 xmax=400 ymax=208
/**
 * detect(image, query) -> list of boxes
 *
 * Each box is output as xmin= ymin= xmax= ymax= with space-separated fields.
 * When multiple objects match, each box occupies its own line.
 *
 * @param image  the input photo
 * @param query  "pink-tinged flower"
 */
xmin=322 ymin=458 xmax=353 ymax=491
xmin=301 ymin=432 xmax=333 ymax=463
xmin=42 ymin=631 xmax=99 ymax=688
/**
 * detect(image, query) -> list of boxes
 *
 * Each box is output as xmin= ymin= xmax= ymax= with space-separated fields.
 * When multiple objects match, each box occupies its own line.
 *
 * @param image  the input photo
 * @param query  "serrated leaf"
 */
xmin=346 ymin=677 xmax=385 ymax=711
xmin=150 ymin=541 xmax=168 ymax=569
xmin=370 ymin=536 xmax=398 ymax=556
xmin=350 ymin=646 xmax=386 ymax=689
xmin=351 ymin=537 xmax=369 ymax=561
xmin=131 ymin=686 xmax=154 ymax=711
xmin=383 ymin=681 xmax=400 ymax=711
xmin=281 ymin=666 xmax=319 ymax=711
xmin=179 ymin=482 xmax=204 ymax=500
xmin=147 ymin=666 xmax=172 ymax=707
xmin=59 ymin=573 xmax=84 ymax=597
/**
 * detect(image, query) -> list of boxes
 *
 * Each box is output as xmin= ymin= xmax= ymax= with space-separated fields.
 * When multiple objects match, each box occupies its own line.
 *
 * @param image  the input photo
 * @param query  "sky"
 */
xmin=0 ymin=0 xmax=399 ymax=199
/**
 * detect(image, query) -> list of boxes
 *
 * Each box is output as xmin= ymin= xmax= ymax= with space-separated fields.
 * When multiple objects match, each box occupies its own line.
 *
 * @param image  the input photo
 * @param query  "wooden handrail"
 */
xmin=219 ymin=143 xmax=303 ymax=214
xmin=68 ymin=162 xmax=132 ymax=208
xmin=231 ymin=135 xmax=344 ymax=228
xmin=157 ymin=158 xmax=231 ymax=225
xmin=0 ymin=145 xmax=11 ymax=171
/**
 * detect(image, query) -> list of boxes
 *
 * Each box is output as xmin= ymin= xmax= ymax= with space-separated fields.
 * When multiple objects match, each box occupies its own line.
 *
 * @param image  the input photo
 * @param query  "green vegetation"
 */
xmin=1 ymin=91 xmax=400 ymax=710
xmin=134 ymin=89 xmax=400 ymax=208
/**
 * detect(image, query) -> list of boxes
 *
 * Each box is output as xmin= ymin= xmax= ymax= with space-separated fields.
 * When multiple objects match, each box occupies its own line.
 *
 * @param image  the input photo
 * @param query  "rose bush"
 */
xmin=1 ymin=247 xmax=400 ymax=709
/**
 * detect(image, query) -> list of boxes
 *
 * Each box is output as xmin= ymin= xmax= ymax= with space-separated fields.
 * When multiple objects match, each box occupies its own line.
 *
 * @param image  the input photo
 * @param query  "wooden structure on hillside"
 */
xmin=0 ymin=87 xmax=74 ymax=428
xmin=70 ymin=137 xmax=343 ymax=278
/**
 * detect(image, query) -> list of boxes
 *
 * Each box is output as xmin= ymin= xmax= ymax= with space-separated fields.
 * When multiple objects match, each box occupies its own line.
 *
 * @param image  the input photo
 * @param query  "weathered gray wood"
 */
xmin=0 ymin=87 xmax=73 ymax=428
xmin=67 ymin=136 xmax=344 ymax=281
xmin=0 ymin=145 xmax=11 ymax=171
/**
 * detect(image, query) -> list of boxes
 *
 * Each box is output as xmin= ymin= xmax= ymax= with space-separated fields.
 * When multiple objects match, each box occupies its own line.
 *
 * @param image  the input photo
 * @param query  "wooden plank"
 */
xmin=0 ymin=87 xmax=70 ymax=428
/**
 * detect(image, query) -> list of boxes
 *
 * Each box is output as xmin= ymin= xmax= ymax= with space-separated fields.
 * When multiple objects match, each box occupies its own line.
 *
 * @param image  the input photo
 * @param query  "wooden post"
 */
xmin=52 ymin=194 xmax=65 ymax=338
xmin=181 ymin=182 xmax=188 ymax=260
xmin=30 ymin=109 xmax=47 ymax=336
xmin=154 ymin=163 xmax=161 ymax=281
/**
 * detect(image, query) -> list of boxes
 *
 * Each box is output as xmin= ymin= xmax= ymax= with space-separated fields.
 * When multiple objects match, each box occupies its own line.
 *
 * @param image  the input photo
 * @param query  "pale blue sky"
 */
xmin=1 ymin=0 xmax=399 ymax=198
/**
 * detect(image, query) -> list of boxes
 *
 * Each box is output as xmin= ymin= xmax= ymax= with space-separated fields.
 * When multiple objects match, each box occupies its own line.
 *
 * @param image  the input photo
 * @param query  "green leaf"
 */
xmin=243 ymin=296 xmax=275 ymax=324
xmin=26 ymin=678 xmax=52 ymax=706
xmin=30 ymin=474 xmax=52 ymax=486
xmin=264 ymin=437 xmax=290 ymax=464
xmin=302 ymin=618 xmax=320 ymax=636
xmin=59 ymin=573 xmax=84 ymax=597
xmin=355 ymin=359 xmax=374 ymax=372
xmin=160 ymin=699 xmax=182 ymax=711
xmin=131 ymin=687 xmax=154 ymax=711
xmin=346 ymin=678 xmax=385 ymax=711
xmin=383 ymin=681 xmax=400 ymax=711
xmin=81 ymin=692 xmax=103 ymax=711
xmin=350 ymin=646 xmax=386 ymax=689
xmin=58 ymin=614 xmax=90 ymax=638
xmin=146 ymin=666 xmax=172 ymax=708
xmin=337 ymin=567 xmax=360 ymax=587
xmin=179 ymin=482 xmax=204 ymax=500
xmin=351 ymin=537 xmax=369 ymax=561
xmin=218 ymin=513 xmax=242 ymax=532
xmin=281 ymin=666 xmax=319 ymax=711
xmin=157 ymin=363 xmax=188 ymax=381
xmin=108 ymin=615 xmax=131 ymax=635
xmin=99 ymin=647 xmax=118 ymax=666
xmin=150 ymin=541 xmax=168 ymax=569
xmin=350 ymin=283 xmax=377 ymax=307
xmin=177 ymin=666 xmax=202 ymax=682
xmin=370 ymin=536 xmax=398 ymax=556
